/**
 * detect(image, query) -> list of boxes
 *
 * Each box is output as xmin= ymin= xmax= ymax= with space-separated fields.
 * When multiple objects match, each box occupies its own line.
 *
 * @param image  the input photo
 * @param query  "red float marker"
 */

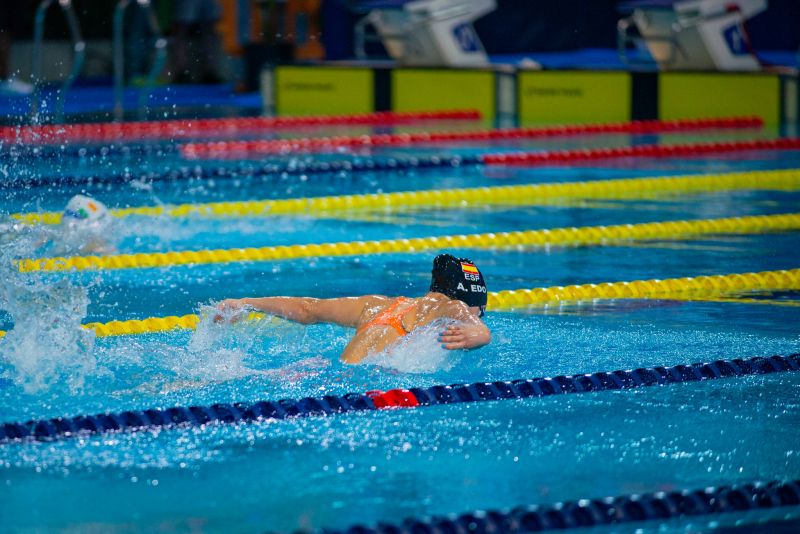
xmin=0 ymin=109 xmax=482 ymax=146
xmin=366 ymin=389 xmax=420 ymax=408
xmin=180 ymin=116 xmax=763 ymax=159
xmin=479 ymin=137 xmax=800 ymax=166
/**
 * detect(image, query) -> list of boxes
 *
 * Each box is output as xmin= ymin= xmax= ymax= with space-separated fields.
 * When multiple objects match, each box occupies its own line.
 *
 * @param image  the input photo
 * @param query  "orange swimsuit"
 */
xmin=357 ymin=297 xmax=418 ymax=337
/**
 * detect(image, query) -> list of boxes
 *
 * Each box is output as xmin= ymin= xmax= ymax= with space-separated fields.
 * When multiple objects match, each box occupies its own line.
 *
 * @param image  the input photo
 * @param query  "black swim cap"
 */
xmin=429 ymin=253 xmax=487 ymax=307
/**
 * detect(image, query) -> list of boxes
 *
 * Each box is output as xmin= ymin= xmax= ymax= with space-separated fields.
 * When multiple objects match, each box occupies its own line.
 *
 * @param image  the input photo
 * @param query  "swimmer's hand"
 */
xmin=438 ymin=325 xmax=491 ymax=351
xmin=214 ymin=299 xmax=247 ymax=323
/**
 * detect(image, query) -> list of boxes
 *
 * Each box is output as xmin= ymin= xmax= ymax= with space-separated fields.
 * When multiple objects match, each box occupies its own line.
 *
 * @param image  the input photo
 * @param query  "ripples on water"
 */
xmin=2 ymin=268 xmax=799 ymax=425
xmin=2 ymin=152 xmax=800 ymax=531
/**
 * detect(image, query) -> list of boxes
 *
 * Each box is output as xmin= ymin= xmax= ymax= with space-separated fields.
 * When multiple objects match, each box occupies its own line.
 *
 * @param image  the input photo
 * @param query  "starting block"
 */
xmin=355 ymin=0 xmax=496 ymax=67
xmin=618 ymin=0 xmax=768 ymax=71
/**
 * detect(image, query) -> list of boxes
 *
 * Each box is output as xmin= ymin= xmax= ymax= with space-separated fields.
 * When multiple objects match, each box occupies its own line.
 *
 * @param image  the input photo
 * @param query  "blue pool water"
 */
xmin=1 ymin=123 xmax=800 ymax=533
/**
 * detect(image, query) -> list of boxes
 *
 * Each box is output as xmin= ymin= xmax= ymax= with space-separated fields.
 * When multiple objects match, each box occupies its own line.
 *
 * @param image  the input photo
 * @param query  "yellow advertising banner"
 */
xmin=275 ymin=67 xmax=374 ymax=116
xmin=659 ymin=73 xmax=780 ymax=125
xmin=392 ymin=70 xmax=495 ymax=119
xmin=518 ymin=71 xmax=631 ymax=125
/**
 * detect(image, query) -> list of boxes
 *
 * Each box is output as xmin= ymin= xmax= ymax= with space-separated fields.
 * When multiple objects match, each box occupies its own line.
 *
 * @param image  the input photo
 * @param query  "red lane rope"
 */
xmin=180 ymin=116 xmax=763 ymax=159
xmin=480 ymin=137 xmax=800 ymax=165
xmin=0 ymin=109 xmax=481 ymax=145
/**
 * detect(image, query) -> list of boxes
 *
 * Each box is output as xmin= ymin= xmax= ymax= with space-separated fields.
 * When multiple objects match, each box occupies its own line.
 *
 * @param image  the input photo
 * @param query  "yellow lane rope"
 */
xmin=17 ymin=212 xmax=800 ymax=273
xmin=10 ymin=168 xmax=800 ymax=225
xmin=0 ymin=316 xmax=198 ymax=339
xmin=487 ymin=269 xmax=800 ymax=308
xmin=509 ymin=294 xmax=800 ymax=311
xmin=1 ymin=269 xmax=796 ymax=338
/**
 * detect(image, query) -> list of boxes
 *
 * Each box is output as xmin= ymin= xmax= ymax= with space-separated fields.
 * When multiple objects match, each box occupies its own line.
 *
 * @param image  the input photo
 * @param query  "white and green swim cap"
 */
xmin=63 ymin=195 xmax=110 ymax=223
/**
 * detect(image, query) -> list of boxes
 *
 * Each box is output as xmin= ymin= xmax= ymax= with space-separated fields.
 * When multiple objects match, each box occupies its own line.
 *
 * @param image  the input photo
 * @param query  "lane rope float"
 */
xmin=487 ymin=269 xmax=800 ymax=308
xmin=0 ymin=154 xmax=477 ymax=190
xmin=311 ymin=479 xmax=800 ymax=534
xmin=4 ymin=138 xmax=799 ymax=190
xmin=0 ymin=109 xmax=482 ymax=146
xmin=16 ymin=213 xmax=800 ymax=273
xmin=482 ymin=137 xmax=800 ymax=166
xmin=0 ymin=142 xmax=180 ymax=160
xmin=0 ymin=116 xmax=763 ymax=161
xmin=1 ymin=352 xmax=797 ymax=443
xmin=11 ymin=168 xmax=800 ymax=226
xmin=1 ymin=268 xmax=796 ymax=339
xmin=180 ymin=116 xmax=764 ymax=158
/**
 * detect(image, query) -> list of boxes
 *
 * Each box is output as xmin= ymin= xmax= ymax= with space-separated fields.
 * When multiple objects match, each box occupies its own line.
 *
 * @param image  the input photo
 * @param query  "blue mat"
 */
xmin=490 ymin=47 xmax=800 ymax=70
xmin=0 ymin=84 xmax=262 ymax=120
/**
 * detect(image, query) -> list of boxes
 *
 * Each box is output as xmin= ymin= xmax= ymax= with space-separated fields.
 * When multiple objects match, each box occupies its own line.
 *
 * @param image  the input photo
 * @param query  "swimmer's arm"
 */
xmin=436 ymin=302 xmax=491 ymax=351
xmin=81 ymin=239 xmax=117 ymax=255
xmin=217 ymin=296 xmax=372 ymax=327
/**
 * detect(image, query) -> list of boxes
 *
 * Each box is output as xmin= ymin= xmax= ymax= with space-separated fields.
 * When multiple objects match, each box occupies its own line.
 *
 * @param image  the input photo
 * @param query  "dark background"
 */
xmin=473 ymin=0 xmax=800 ymax=54
xmin=3 ymin=0 xmax=799 ymax=57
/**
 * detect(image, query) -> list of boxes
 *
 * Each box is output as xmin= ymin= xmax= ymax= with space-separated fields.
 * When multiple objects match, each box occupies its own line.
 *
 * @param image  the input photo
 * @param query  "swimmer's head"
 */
xmin=429 ymin=253 xmax=487 ymax=316
xmin=62 ymin=195 xmax=110 ymax=225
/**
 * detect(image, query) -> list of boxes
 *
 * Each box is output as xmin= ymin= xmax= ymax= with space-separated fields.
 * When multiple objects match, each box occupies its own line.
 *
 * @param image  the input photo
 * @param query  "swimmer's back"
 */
xmin=342 ymin=293 xmax=470 ymax=363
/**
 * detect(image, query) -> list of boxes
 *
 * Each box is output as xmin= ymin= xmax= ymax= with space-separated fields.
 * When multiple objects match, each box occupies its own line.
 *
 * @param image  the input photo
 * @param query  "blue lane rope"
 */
xmin=313 ymin=479 xmax=800 ymax=534
xmin=1 ymin=353 xmax=798 ymax=444
xmin=0 ymin=142 xmax=179 ymax=160
xmin=0 ymin=155 xmax=478 ymax=189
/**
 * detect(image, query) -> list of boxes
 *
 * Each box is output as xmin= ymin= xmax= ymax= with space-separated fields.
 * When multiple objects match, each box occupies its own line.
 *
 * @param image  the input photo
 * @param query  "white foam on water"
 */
xmin=363 ymin=318 xmax=464 ymax=374
xmin=183 ymin=303 xmax=314 ymax=380
xmin=1 ymin=201 xmax=120 ymax=258
xmin=116 ymin=182 xmax=177 ymax=252
xmin=191 ymin=308 xmax=468 ymax=376
xmin=0 ymin=230 xmax=98 ymax=394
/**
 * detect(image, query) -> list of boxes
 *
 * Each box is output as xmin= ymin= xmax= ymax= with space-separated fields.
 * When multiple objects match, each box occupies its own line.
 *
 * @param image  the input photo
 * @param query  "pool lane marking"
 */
xmin=16 ymin=212 xmax=800 ymax=273
xmin=11 ymin=168 xmax=800 ymax=226
xmin=1 ymin=352 xmax=798 ymax=445
xmin=0 ymin=109 xmax=482 ymax=145
xmin=500 ymin=293 xmax=800 ymax=311
xmin=320 ymin=479 xmax=800 ymax=534
xmin=7 ymin=138 xmax=800 ymax=191
xmin=1 ymin=268 xmax=797 ymax=339
xmin=180 ymin=116 xmax=764 ymax=158
xmin=481 ymin=137 xmax=800 ymax=166
xmin=488 ymin=269 xmax=800 ymax=309
xmin=307 ymin=479 xmax=800 ymax=534
xmin=4 ymin=116 xmax=764 ymax=162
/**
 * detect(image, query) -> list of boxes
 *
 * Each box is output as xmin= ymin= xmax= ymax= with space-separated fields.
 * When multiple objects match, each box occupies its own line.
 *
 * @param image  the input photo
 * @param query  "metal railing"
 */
xmin=30 ymin=0 xmax=85 ymax=123
xmin=113 ymin=0 xmax=168 ymax=121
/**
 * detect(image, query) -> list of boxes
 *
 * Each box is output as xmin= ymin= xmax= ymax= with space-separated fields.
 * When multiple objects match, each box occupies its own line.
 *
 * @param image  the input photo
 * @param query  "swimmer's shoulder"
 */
xmin=411 ymin=294 xmax=455 ymax=322
xmin=429 ymin=297 xmax=472 ymax=319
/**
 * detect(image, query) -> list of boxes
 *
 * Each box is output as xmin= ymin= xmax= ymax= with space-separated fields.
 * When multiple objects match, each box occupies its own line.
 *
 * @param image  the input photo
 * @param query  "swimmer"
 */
xmin=215 ymin=254 xmax=491 ymax=363
xmin=40 ymin=195 xmax=117 ymax=256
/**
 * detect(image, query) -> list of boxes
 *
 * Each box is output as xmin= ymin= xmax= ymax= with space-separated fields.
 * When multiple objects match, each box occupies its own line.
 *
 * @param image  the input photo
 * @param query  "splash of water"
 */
xmin=185 ymin=303 xmax=312 ymax=378
xmin=120 ymin=180 xmax=176 ymax=253
xmin=1 ymin=200 xmax=120 ymax=258
xmin=193 ymin=306 xmax=465 ymax=375
xmin=364 ymin=318 xmax=463 ymax=373
xmin=0 ymin=228 xmax=97 ymax=394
